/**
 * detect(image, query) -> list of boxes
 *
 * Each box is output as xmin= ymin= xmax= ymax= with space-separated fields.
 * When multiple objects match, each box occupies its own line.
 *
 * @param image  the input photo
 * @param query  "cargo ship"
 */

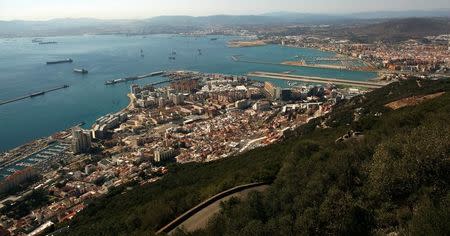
xmin=73 ymin=68 xmax=88 ymax=74
xmin=46 ymin=59 xmax=73 ymax=65
xmin=30 ymin=91 xmax=45 ymax=97
xmin=39 ymin=41 xmax=58 ymax=45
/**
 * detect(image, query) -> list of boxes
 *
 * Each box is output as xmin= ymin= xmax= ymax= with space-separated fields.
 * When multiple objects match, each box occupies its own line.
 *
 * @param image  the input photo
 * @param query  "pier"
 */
xmin=0 ymin=85 xmax=70 ymax=106
xmin=247 ymin=71 xmax=388 ymax=89
xmin=105 ymin=71 xmax=165 ymax=85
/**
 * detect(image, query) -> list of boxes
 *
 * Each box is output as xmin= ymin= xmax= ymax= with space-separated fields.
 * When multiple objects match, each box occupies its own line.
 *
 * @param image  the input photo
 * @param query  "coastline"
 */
xmin=1 ymin=90 xmax=136 ymax=156
xmin=1 ymin=36 xmax=378 ymax=152
xmin=124 ymin=93 xmax=136 ymax=112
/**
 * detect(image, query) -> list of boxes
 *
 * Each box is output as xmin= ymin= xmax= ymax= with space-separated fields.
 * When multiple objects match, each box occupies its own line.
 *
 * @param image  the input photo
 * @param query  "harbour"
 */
xmin=0 ymin=35 xmax=377 ymax=151
xmin=0 ymin=142 xmax=70 ymax=180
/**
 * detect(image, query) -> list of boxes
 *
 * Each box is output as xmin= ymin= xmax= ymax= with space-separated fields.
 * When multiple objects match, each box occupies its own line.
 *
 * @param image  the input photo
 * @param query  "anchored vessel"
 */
xmin=46 ymin=59 xmax=73 ymax=65
xmin=30 ymin=91 xmax=45 ymax=97
xmin=39 ymin=41 xmax=58 ymax=45
xmin=74 ymin=68 xmax=88 ymax=74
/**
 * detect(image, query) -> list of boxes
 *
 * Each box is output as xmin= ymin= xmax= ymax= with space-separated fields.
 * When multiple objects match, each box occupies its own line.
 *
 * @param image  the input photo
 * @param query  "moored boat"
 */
xmin=74 ymin=68 xmax=88 ymax=74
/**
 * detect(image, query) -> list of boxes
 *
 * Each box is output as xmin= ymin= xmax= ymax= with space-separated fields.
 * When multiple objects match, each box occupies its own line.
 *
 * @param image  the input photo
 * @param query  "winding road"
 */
xmin=156 ymin=182 xmax=270 ymax=235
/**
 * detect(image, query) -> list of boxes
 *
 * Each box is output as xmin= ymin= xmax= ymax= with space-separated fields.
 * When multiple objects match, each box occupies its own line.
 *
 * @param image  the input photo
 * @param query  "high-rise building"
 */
xmin=154 ymin=148 xmax=177 ymax=162
xmin=130 ymin=84 xmax=140 ymax=95
xmin=264 ymin=82 xmax=281 ymax=100
xmin=172 ymin=93 xmax=184 ymax=105
xmin=71 ymin=128 xmax=92 ymax=154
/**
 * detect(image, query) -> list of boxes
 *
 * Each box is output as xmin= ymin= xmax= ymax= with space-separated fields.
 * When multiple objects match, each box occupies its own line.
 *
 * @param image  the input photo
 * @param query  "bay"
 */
xmin=0 ymin=34 xmax=376 ymax=151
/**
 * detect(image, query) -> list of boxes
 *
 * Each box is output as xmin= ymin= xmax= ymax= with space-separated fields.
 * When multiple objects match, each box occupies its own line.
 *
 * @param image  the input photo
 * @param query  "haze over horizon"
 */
xmin=1 ymin=0 xmax=450 ymax=21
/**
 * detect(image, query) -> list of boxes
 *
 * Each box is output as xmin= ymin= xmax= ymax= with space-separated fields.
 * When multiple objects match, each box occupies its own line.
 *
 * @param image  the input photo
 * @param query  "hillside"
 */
xmin=349 ymin=18 xmax=450 ymax=42
xmin=60 ymin=78 xmax=450 ymax=236
xmin=2 ymin=14 xmax=449 ymax=38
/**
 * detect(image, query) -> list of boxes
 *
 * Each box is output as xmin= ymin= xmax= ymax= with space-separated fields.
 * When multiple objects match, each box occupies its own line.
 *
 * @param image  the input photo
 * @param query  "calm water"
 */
xmin=0 ymin=35 xmax=376 ymax=151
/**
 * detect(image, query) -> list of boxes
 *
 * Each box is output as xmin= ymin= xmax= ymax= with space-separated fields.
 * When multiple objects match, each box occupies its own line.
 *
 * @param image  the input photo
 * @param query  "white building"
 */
xmin=172 ymin=94 xmax=184 ymax=105
xmin=252 ymin=101 xmax=271 ymax=111
xmin=154 ymin=148 xmax=177 ymax=162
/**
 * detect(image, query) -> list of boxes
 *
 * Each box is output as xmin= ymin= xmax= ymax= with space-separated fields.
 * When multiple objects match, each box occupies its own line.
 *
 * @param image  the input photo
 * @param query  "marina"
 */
xmin=0 ymin=142 xmax=70 ymax=180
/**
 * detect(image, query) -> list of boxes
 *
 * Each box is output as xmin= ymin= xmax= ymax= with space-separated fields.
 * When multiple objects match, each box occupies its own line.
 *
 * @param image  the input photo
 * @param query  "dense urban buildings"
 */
xmin=0 ymin=69 xmax=371 ymax=235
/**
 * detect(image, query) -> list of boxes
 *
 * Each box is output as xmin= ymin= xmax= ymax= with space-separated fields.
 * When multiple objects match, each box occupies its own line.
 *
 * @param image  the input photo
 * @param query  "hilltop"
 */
xmin=60 ymin=78 xmax=450 ymax=236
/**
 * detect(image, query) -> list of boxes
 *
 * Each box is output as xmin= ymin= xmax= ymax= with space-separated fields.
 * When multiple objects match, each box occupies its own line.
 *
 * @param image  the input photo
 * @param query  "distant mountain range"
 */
xmin=263 ymin=9 xmax=450 ymax=19
xmin=0 ymin=10 xmax=449 ymax=37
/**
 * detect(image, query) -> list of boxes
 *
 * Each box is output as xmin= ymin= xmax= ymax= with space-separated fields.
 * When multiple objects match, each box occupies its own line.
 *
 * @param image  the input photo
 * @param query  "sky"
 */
xmin=0 ymin=0 xmax=449 ymax=20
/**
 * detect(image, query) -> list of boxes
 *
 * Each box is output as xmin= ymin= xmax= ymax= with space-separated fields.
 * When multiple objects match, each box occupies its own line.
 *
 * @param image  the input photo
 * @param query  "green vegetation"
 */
xmin=65 ymin=79 xmax=449 ymax=236
xmin=65 ymin=141 xmax=285 ymax=235
xmin=1 ymin=189 xmax=50 ymax=219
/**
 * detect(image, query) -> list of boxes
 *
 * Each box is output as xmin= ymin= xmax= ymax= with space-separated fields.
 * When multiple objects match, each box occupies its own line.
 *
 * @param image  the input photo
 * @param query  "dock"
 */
xmin=247 ymin=71 xmax=388 ymax=89
xmin=0 ymin=85 xmax=69 ymax=106
xmin=105 ymin=71 xmax=165 ymax=85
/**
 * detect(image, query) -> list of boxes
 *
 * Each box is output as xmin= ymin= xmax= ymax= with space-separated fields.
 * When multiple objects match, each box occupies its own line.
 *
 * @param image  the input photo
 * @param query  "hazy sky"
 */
xmin=0 ymin=0 xmax=449 ymax=20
